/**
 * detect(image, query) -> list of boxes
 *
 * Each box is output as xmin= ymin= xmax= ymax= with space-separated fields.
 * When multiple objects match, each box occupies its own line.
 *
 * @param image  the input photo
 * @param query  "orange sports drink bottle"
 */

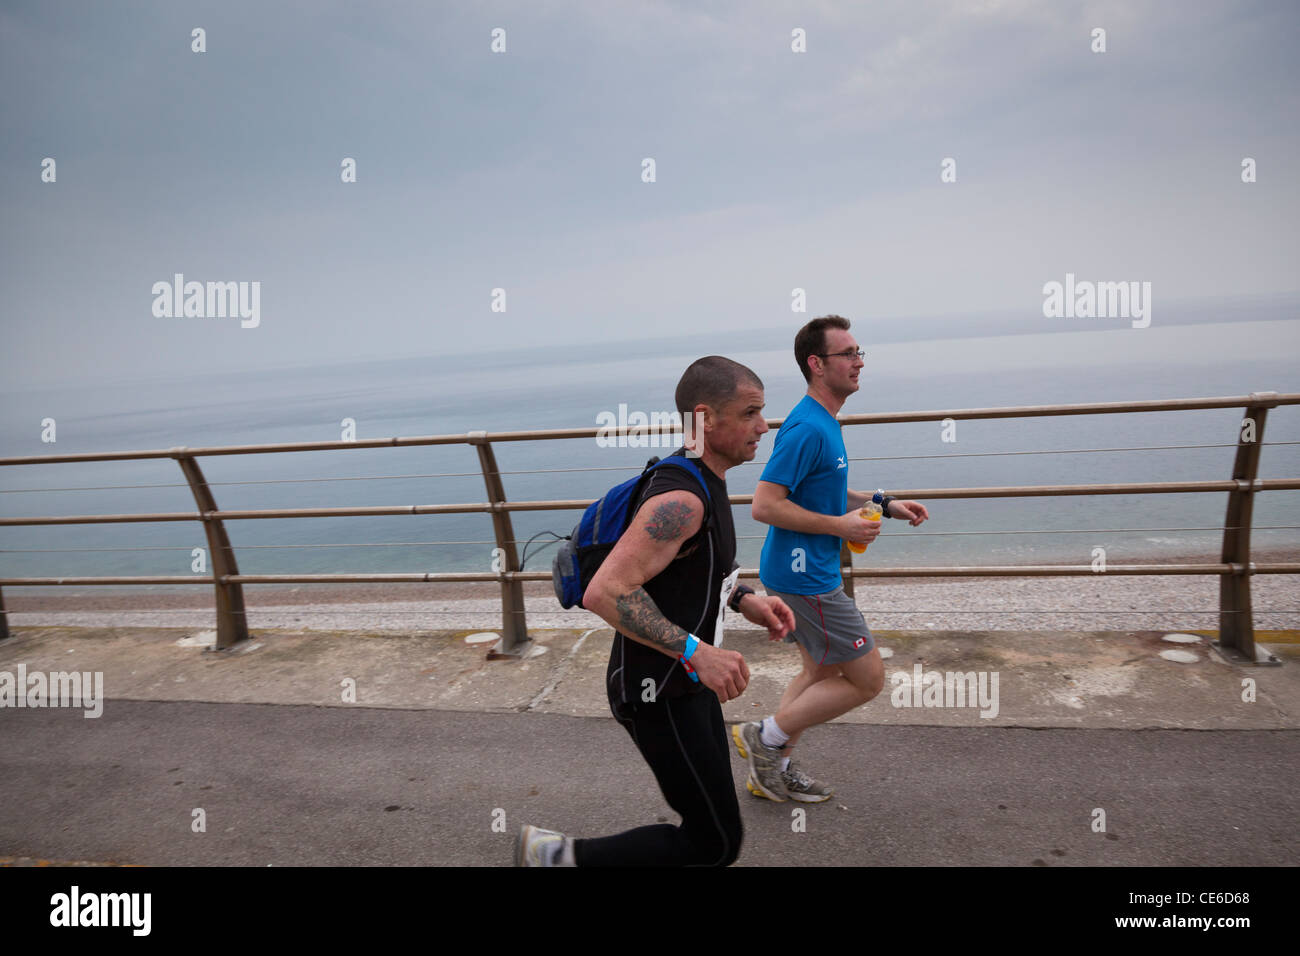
xmin=847 ymin=490 xmax=885 ymax=554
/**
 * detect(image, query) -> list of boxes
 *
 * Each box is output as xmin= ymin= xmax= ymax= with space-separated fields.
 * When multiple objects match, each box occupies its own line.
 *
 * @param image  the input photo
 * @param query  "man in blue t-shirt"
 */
xmin=733 ymin=315 xmax=930 ymax=803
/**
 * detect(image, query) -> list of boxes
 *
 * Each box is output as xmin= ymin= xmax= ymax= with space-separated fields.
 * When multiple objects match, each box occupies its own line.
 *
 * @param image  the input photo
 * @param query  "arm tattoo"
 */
xmin=614 ymin=587 xmax=688 ymax=655
xmin=644 ymin=499 xmax=694 ymax=541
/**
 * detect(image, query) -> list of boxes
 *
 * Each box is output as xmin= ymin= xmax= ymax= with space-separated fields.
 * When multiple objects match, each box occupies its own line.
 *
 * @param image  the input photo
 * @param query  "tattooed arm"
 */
xmin=582 ymin=490 xmax=701 ymax=656
xmin=583 ymin=488 xmax=751 ymax=701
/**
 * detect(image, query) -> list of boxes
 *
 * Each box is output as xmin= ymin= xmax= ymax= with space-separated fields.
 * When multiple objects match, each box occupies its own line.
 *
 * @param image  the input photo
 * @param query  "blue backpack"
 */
xmin=552 ymin=455 xmax=712 ymax=609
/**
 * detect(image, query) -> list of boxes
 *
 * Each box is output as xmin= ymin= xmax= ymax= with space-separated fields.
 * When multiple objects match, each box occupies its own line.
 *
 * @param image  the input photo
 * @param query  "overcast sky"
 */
xmin=1 ymin=0 xmax=1297 ymax=391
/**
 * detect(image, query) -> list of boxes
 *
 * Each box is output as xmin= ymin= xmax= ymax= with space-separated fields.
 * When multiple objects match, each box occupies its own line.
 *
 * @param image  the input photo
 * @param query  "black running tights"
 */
xmin=573 ymin=689 xmax=743 ymax=867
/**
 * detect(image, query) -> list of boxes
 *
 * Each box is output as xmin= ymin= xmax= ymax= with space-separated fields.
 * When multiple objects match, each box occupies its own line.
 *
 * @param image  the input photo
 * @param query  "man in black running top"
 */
xmin=515 ymin=355 xmax=795 ymax=866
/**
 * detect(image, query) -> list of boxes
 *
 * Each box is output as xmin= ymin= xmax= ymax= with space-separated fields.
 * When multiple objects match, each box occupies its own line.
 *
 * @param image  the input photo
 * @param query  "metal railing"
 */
xmin=1 ymin=391 xmax=1297 ymax=665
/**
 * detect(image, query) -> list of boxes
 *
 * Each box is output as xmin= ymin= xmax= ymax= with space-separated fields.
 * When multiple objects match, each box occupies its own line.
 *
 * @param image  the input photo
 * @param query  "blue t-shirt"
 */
xmin=758 ymin=395 xmax=849 ymax=595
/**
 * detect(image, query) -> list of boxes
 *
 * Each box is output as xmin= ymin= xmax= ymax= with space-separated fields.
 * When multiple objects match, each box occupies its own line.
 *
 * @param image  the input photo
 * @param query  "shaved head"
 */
xmin=675 ymin=356 xmax=764 ymax=418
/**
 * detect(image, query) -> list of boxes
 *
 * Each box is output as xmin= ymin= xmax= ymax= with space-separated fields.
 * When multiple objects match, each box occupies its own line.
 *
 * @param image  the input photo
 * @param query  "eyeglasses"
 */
xmin=815 ymin=349 xmax=865 ymax=361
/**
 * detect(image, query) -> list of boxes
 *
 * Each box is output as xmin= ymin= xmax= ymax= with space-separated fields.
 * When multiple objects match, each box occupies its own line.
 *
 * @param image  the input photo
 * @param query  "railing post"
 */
xmin=1217 ymin=392 xmax=1278 ymax=664
xmin=469 ymin=432 xmax=531 ymax=659
xmin=840 ymin=542 xmax=855 ymax=598
xmin=0 ymin=585 xmax=9 ymax=641
xmin=172 ymin=449 xmax=249 ymax=650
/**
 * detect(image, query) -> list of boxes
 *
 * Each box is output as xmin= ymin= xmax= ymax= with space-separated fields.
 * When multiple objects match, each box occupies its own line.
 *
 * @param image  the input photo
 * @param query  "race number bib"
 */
xmin=715 ymin=568 xmax=741 ymax=648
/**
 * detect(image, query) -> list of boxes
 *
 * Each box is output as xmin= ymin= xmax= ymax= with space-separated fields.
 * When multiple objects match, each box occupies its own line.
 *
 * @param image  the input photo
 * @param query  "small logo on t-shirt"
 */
xmin=836 ymin=455 xmax=847 ymax=469
xmin=853 ymin=637 xmax=866 ymax=649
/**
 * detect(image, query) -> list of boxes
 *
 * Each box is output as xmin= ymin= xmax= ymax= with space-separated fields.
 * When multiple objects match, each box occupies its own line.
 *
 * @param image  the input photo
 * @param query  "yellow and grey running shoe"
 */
xmin=515 ymin=824 xmax=571 ymax=866
xmin=744 ymin=773 xmax=782 ymax=802
xmin=731 ymin=721 xmax=789 ymax=801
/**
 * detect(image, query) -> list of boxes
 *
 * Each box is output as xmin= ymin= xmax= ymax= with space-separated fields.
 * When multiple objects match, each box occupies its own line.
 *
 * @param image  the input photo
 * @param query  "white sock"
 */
xmin=759 ymin=717 xmax=790 ymax=749
xmin=779 ymin=756 xmax=791 ymax=772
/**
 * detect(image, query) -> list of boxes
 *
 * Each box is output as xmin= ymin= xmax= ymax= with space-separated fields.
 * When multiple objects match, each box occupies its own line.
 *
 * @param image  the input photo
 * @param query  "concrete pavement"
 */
xmin=1 ymin=623 xmax=1297 ymax=865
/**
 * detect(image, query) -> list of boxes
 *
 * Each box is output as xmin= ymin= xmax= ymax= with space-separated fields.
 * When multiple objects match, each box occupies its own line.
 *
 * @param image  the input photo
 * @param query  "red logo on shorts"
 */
xmin=854 ymin=637 xmax=866 ymax=649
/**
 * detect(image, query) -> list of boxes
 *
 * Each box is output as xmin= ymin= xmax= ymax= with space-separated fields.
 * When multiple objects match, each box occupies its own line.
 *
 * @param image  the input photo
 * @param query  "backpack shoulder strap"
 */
xmin=650 ymin=455 xmax=711 ymax=506
xmin=626 ymin=456 xmax=712 ymax=522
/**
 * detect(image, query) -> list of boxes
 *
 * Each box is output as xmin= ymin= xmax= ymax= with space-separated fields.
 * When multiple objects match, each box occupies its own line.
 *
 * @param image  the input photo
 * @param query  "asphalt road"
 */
xmin=2 ymin=700 xmax=1296 ymax=866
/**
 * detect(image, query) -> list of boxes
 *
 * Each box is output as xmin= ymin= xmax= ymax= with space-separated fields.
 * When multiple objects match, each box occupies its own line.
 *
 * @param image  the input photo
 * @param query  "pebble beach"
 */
xmin=7 ymin=546 xmax=1297 ymax=635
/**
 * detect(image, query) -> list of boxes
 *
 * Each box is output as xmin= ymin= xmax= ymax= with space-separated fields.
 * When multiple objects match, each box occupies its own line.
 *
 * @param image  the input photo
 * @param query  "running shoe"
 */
xmin=514 ymin=824 xmax=569 ymax=867
xmin=731 ymin=721 xmax=789 ymax=801
xmin=753 ymin=761 xmax=833 ymax=803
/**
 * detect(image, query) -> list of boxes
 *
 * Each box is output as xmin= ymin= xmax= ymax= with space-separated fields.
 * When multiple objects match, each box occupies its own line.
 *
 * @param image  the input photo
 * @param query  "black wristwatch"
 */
xmin=880 ymin=495 xmax=896 ymax=518
xmin=729 ymin=584 xmax=755 ymax=612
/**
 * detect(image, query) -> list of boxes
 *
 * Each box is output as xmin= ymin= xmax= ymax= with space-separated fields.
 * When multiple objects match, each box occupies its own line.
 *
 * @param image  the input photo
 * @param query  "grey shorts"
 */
xmin=765 ymin=585 xmax=874 ymax=666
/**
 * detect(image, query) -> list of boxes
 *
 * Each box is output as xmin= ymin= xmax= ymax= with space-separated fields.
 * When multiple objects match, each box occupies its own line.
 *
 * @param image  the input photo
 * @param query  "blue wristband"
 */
xmin=681 ymin=634 xmax=701 ymax=682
